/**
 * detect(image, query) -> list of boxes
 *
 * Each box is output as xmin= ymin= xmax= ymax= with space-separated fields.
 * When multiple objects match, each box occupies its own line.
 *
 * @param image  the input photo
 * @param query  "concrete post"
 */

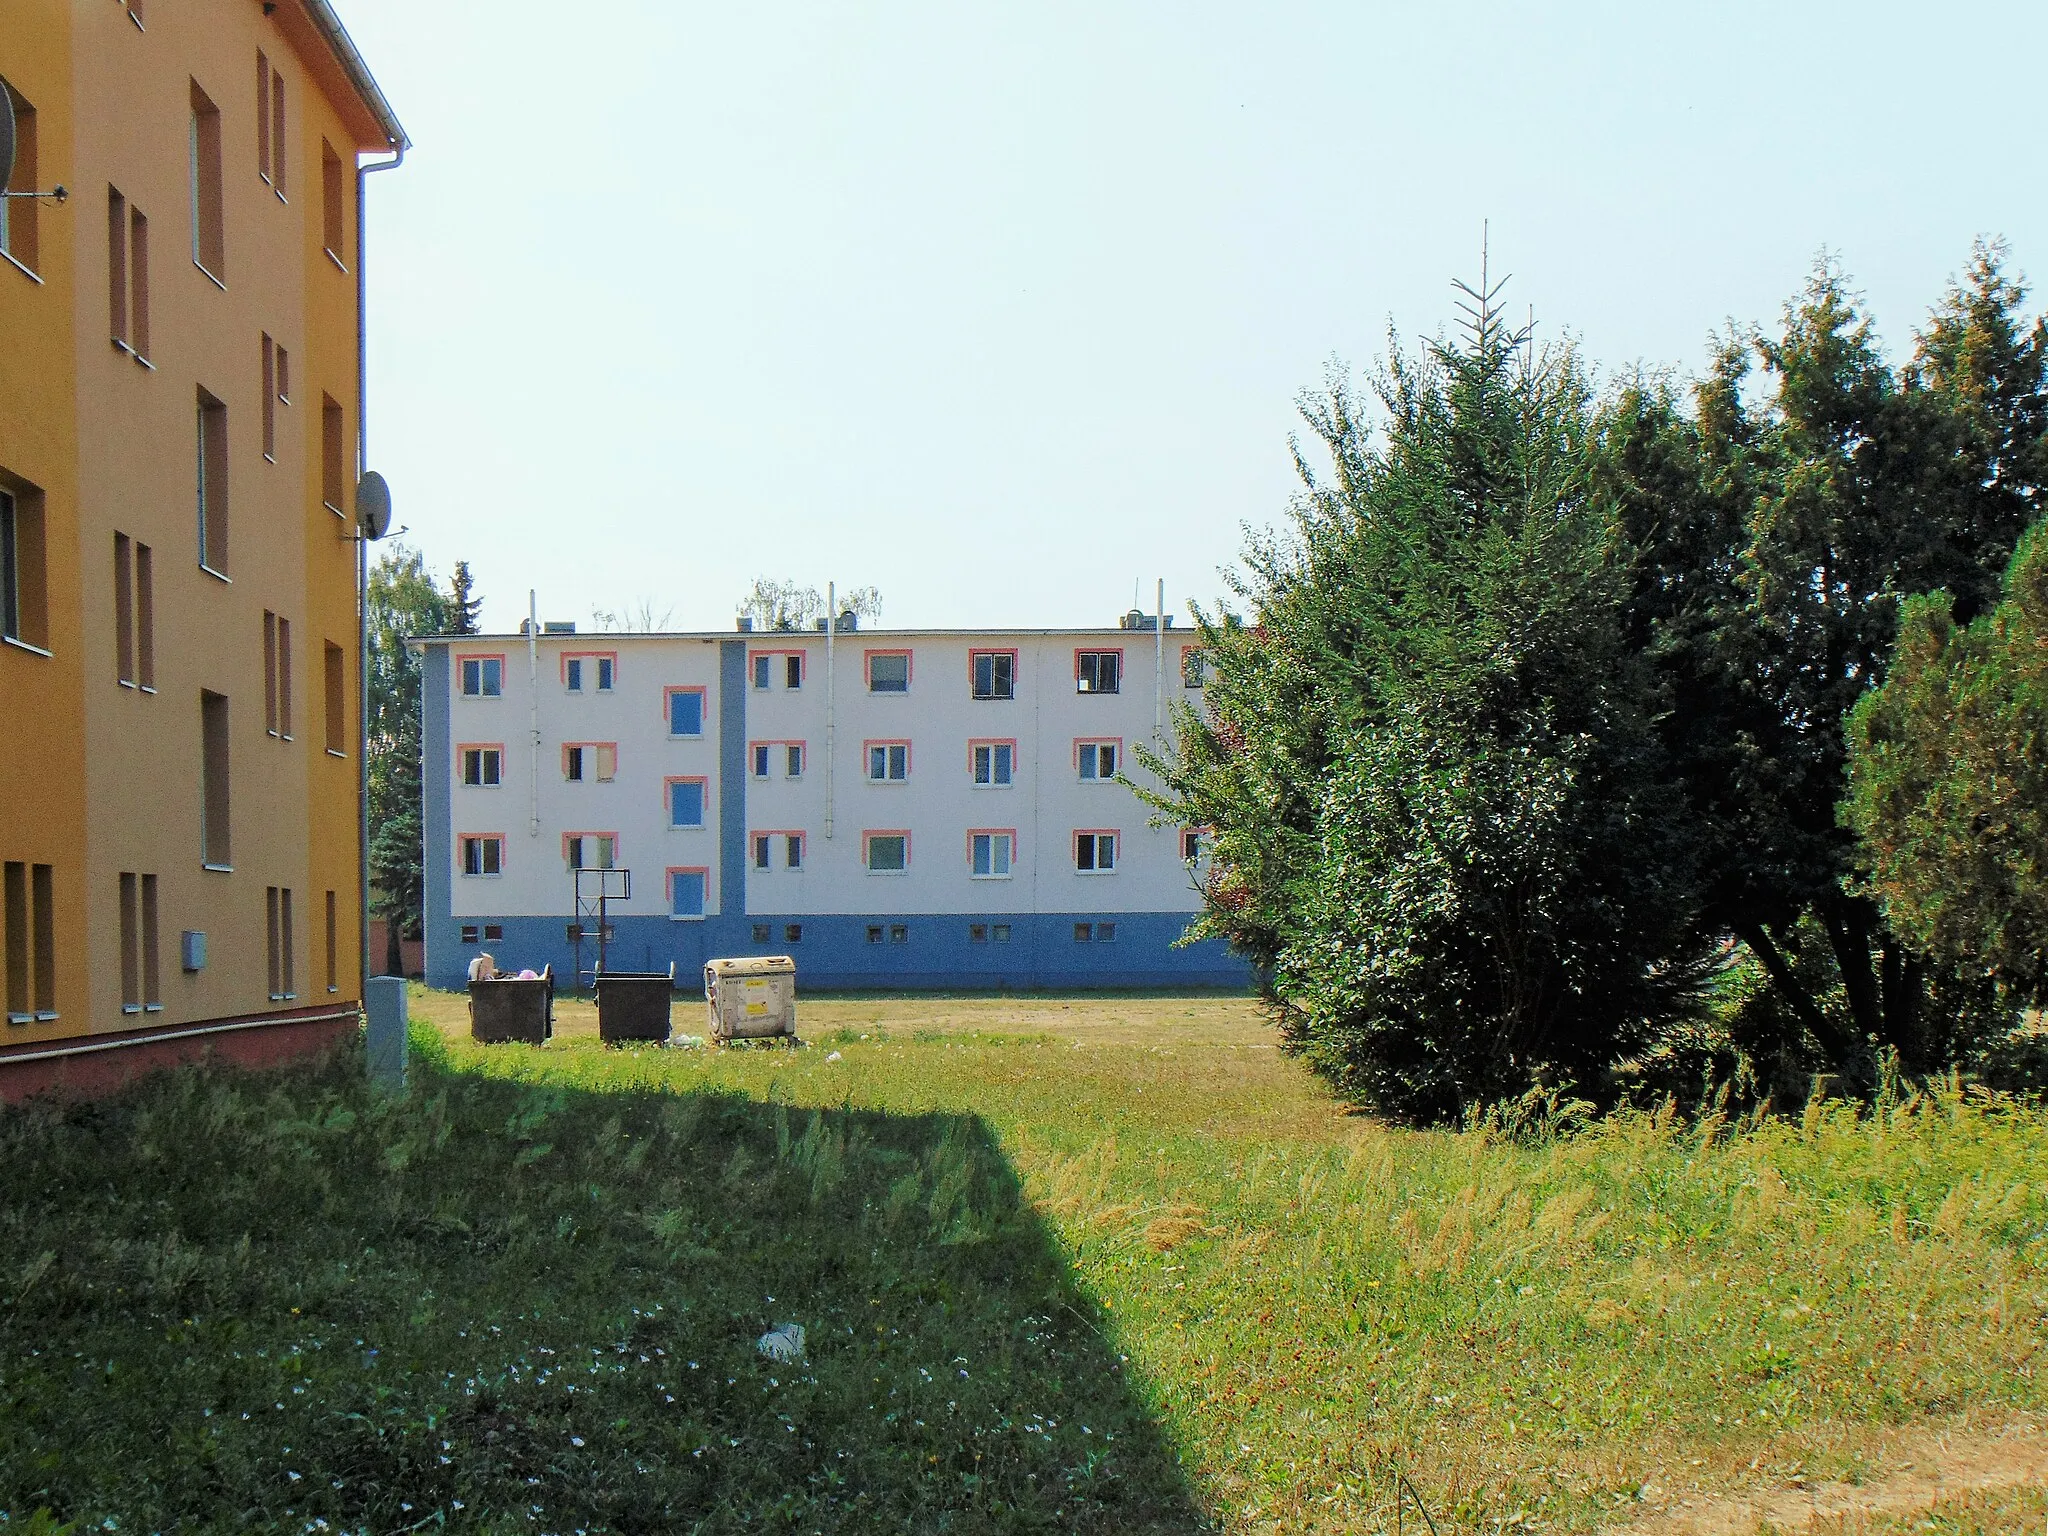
xmin=365 ymin=975 xmax=408 ymax=1093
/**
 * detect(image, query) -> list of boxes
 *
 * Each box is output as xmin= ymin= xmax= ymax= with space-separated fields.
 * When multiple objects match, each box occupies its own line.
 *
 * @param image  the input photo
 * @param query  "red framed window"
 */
xmin=865 ymin=649 xmax=911 ymax=694
xmin=969 ymin=649 xmax=1016 ymax=700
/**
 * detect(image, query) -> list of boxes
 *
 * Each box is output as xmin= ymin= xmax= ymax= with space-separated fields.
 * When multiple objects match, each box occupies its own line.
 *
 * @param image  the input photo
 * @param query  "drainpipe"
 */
xmin=357 ymin=140 xmax=404 ymax=990
xmin=823 ymin=580 xmax=836 ymax=840
xmin=527 ymin=590 xmax=540 ymax=838
xmin=1154 ymin=579 xmax=1165 ymax=741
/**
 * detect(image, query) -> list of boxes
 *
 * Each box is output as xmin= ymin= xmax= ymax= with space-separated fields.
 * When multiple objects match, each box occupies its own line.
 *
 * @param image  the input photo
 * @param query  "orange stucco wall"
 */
xmin=0 ymin=0 xmax=396 ymax=1050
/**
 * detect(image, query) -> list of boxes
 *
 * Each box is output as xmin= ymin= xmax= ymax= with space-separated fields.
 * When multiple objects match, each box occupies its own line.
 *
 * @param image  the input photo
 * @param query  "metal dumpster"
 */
xmin=704 ymin=955 xmax=798 ymax=1044
xmin=596 ymin=965 xmax=675 ymax=1046
xmin=470 ymin=967 xmax=554 ymax=1045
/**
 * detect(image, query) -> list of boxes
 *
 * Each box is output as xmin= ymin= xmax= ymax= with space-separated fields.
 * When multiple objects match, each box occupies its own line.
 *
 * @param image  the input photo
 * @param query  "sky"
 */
xmin=335 ymin=1 xmax=2048 ymax=636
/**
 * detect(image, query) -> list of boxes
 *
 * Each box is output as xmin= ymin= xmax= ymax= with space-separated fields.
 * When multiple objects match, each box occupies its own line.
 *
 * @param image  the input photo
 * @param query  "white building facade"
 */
xmin=415 ymin=621 xmax=1250 ymax=990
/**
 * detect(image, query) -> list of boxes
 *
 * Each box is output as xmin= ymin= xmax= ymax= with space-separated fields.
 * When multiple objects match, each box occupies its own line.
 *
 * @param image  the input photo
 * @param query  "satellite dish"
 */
xmin=0 ymin=78 xmax=16 ymax=197
xmin=355 ymin=470 xmax=392 ymax=540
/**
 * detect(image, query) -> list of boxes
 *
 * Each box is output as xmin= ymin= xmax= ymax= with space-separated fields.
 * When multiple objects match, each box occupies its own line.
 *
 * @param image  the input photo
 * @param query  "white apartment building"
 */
xmin=415 ymin=616 xmax=1249 ymax=990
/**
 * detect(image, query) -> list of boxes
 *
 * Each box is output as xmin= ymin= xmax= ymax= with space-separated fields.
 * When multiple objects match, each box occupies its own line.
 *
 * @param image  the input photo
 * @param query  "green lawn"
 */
xmin=2 ymin=989 xmax=2045 ymax=1533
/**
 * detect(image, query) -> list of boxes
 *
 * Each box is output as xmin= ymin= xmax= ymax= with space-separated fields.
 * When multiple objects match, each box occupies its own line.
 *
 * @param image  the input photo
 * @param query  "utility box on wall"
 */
xmin=180 ymin=931 xmax=207 ymax=973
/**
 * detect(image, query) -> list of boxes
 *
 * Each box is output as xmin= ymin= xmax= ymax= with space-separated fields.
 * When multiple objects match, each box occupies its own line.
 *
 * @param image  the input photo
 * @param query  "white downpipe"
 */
xmin=527 ymin=589 xmax=540 ymax=838
xmin=1154 ymin=578 xmax=1165 ymax=741
xmin=824 ymin=580 xmax=836 ymax=840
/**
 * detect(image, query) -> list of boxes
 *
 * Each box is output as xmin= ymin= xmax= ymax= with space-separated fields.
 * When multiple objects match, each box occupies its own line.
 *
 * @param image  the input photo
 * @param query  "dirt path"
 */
xmin=1617 ymin=1417 xmax=2048 ymax=1535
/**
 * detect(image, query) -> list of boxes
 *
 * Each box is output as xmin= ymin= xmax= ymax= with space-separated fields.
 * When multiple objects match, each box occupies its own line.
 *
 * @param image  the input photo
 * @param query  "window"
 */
xmin=1182 ymin=828 xmax=1205 ymax=862
xmin=866 ymin=650 xmax=910 ymax=693
xmin=321 ymin=140 xmax=345 ymax=263
xmin=200 ymin=690 xmax=231 ymax=868
xmin=114 ymin=534 xmax=135 ymax=684
xmin=1074 ymin=923 xmax=1093 ymax=943
xmin=119 ymin=871 xmax=142 ymax=1012
xmin=134 ymin=543 xmax=154 ymax=685
xmin=969 ymin=923 xmax=987 ymax=943
xmin=668 ymin=868 xmax=707 ymax=920
xmin=1075 ymin=831 xmax=1117 ymax=873
xmin=970 ymin=741 xmax=1014 ymax=786
xmin=262 ymin=612 xmax=276 ymax=732
xmin=324 ymin=642 xmax=345 ymax=753
xmin=459 ymin=656 xmax=503 ymax=697
xmin=751 ymin=743 xmax=770 ymax=779
xmin=970 ymin=650 xmax=1015 ymax=700
xmin=747 ymin=651 xmax=803 ymax=689
xmin=666 ymin=687 xmax=705 ymax=737
xmin=256 ymin=54 xmax=270 ymax=182
xmin=1 ymin=78 xmax=39 ymax=272
xmin=752 ymin=923 xmax=771 ymax=944
xmin=864 ymin=832 xmax=908 ymax=873
xmin=461 ymin=746 xmax=502 ymax=787
xmin=461 ymin=925 xmax=479 ymax=945
xmin=278 ymin=614 xmax=294 ymax=737
xmin=256 ymin=52 xmax=287 ymax=195
xmin=261 ymin=335 xmax=277 ymax=458
xmin=189 ymin=80 xmax=225 ymax=280
xmin=667 ymin=777 xmax=706 ymax=828
xmin=266 ymin=886 xmax=295 ymax=1001
xmin=867 ymin=742 xmax=909 ymax=782
xmin=107 ymin=188 xmax=151 ymax=358
xmin=866 ymin=925 xmax=884 ymax=945
xmin=460 ymin=835 xmax=502 ymax=876
xmin=970 ymin=831 xmax=1014 ymax=879
xmin=321 ymin=395 xmax=345 ymax=513
xmin=890 ymin=925 xmax=908 ymax=944
xmin=485 ymin=923 xmax=502 ymax=942
xmin=118 ymin=871 xmax=160 ymax=1012
xmin=262 ymin=611 xmax=293 ymax=738
xmin=0 ymin=482 xmax=47 ymax=649
xmin=563 ymin=743 xmax=616 ymax=782
xmin=784 ymin=923 xmax=802 ymax=944
xmin=752 ymin=832 xmax=802 ymax=871
xmin=1181 ymin=646 xmax=1207 ymax=689
xmin=325 ymin=890 xmax=337 ymax=993
xmin=562 ymin=652 xmax=616 ymax=692
xmin=1074 ymin=921 xmax=1118 ymax=943
xmin=196 ymin=388 xmax=229 ymax=574
xmin=3 ymin=862 xmax=57 ymax=1022
xmin=1077 ymin=740 xmax=1119 ymax=781
xmin=1076 ymin=650 xmax=1121 ymax=694
xmin=785 ymin=743 xmax=804 ymax=778
xmin=991 ymin=923 xmax=1011 ymax=943
xmin=564 ymin=833 xmax=617 ymax=871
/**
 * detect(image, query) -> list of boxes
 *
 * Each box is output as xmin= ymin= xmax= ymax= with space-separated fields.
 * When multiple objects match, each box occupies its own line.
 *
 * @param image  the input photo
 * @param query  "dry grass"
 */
xmin=408 ymin=985 xmax=2048 ymax=1533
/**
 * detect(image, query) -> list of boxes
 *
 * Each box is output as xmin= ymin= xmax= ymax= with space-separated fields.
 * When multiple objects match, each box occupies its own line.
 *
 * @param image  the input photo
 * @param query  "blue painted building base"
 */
xmin=427 ymin=911 xmax=1251 ymax=994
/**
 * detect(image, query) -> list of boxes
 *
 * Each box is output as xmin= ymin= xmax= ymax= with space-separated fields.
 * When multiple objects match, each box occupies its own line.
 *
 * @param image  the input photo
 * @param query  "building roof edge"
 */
xmin=300 ymin=0 xmax=409 ymax=151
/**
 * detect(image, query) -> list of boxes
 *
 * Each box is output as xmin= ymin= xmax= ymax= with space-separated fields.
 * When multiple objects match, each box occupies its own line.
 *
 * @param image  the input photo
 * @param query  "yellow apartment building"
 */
xmin=0 ymin=0 xmax=405 ymax=1096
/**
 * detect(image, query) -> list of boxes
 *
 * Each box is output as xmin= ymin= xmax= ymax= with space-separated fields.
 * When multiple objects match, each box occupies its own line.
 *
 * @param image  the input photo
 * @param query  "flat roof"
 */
xmin=409 ymin=626 xmax=1187 ymax=647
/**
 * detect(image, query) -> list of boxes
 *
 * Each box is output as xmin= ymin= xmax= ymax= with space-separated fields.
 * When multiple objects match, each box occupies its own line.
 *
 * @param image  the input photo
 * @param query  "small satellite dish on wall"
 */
xmin=0 ymin=78 xmax=17 ymax=196
xmin=355 ymin=470 xmax=393 ymax=540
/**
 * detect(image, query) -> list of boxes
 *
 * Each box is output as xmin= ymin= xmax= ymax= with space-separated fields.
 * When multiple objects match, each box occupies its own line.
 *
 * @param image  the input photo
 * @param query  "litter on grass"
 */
xmin=757 ymin=1323 xmax=806 ymax=1363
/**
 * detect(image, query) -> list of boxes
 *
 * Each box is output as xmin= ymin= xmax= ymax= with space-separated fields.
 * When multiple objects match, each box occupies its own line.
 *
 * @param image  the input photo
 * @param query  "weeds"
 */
xmin=4 ymin=993 xmax=2047 ymax=1534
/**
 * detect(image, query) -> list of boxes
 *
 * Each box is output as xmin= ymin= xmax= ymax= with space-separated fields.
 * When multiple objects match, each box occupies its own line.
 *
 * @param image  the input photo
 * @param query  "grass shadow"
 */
xmin=0 ymin=1038 xmax=1210 ymax=1532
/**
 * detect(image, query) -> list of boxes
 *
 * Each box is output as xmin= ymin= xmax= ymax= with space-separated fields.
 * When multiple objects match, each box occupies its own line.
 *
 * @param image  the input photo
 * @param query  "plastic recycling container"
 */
xmin=704 ymin=955 xmax=798 ymax=1044
xmin=596 ymin=966 xmax=676 ymax=1046
xmin=470 ymin=968 xmax=554 ymax=1045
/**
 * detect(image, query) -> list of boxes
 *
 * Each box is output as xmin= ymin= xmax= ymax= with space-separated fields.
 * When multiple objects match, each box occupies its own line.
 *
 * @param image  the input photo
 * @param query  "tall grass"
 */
xmin=2 ymin=1000 xmax=2045 ymax=1533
